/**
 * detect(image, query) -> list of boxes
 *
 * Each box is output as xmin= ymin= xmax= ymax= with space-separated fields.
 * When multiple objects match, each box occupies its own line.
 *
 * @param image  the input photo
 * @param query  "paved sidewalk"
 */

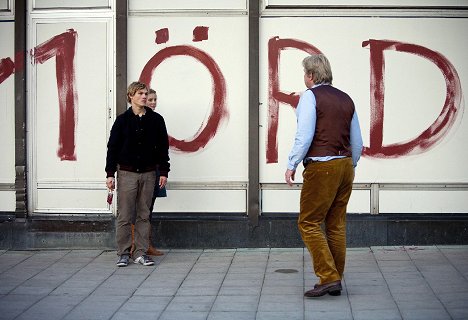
xmin=0 ymin=246 xmax=467 ymax=320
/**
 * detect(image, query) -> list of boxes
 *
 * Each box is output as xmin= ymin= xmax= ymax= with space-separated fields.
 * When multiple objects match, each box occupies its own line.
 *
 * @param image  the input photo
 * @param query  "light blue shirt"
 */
xmin=287 ymin=84 xmax=363 ymax=171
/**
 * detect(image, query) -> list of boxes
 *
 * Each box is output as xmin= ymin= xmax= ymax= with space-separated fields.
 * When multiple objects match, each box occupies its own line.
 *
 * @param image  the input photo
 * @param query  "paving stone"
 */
xmin=165 ymin=295 xmax=216 ymax=312
xmin=211 ymin=295 xmax=259 ymax=312
xmin=1 ymin=247 xmax=467 ymax=320
xmin=208 ymin=311 xmax=256 ymax=320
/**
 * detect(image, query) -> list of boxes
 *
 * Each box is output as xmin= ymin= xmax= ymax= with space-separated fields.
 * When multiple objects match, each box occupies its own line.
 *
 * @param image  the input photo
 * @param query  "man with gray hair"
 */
xmin=285 ymin=54 xmax=363 ymax=297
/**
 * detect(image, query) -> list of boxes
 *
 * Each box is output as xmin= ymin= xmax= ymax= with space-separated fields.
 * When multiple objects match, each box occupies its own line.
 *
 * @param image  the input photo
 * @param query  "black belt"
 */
xmin=118 ymin=164 xmax=157 ymax=173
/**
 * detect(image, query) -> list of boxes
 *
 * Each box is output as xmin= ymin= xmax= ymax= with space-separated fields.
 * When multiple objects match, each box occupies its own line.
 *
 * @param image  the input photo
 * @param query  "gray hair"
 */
xmin=302 ymin=54 xmax=333 ymax=85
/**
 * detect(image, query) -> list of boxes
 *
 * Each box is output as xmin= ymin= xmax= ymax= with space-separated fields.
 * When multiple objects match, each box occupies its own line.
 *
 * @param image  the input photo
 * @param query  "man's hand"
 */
xmin=159 ymin=176 xmax=168 ymax=189
xmin=106 ymin=177 xmax=115 ymax=191
xmin=285 ymin=169 xmax=296 ymax=187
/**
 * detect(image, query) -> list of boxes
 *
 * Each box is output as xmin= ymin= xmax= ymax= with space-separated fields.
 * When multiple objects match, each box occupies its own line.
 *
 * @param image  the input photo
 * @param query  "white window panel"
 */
xmin=154 ymin=190 xmax=246 ymax=213
xmin=0 ymin=191 xmax=15 ymax=211
xmin=261 ymin=189 xmax=370 ymax=214
xmin=129 ymin=0 xmax=247 ymax=12
xmin=265 ymin=0 xmax=468 ymax=7
xmin=32 ymin=0 xmax=111 ymax=9
xmin=380 ymin=190 xmax=468 ymax=213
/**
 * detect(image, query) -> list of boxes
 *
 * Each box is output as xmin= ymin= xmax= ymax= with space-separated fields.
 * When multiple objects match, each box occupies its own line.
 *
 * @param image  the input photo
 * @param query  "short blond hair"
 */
xmin=127 ymin=81 xmax=148 ymax=103
xmin=302 ymin=54 xmax=333 ymax=85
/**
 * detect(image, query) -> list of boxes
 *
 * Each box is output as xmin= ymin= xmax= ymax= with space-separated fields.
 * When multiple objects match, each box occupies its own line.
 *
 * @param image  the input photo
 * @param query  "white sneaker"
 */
xmin=134 ymin=255 xmax=155 ymax=266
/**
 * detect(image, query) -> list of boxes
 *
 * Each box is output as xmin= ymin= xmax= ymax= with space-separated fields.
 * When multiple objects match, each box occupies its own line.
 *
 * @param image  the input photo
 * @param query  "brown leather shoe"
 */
xmin=304 ymin=280 xmax=342 ymax=297
xmin=147 ymin=246 xmax=164 ymax=256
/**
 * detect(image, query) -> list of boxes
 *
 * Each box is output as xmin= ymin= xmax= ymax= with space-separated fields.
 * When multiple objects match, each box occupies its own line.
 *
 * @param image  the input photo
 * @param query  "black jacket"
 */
xmin=105 ymin=106 xmax=170 ymax=177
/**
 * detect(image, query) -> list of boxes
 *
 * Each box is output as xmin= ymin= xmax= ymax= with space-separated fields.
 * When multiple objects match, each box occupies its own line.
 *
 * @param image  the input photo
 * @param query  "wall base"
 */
xmin=1 ymin=213 xmax=467 ymax=249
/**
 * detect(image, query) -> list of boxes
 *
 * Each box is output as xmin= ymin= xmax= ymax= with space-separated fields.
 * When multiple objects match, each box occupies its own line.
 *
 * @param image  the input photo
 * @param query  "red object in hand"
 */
xmin=107 ymin=191 xmax=113 ymax=205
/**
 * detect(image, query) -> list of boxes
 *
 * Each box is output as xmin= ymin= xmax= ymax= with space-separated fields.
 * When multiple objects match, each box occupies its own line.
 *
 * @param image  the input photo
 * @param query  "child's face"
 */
xmin=147 ymin=93 xmax=157 ymax=110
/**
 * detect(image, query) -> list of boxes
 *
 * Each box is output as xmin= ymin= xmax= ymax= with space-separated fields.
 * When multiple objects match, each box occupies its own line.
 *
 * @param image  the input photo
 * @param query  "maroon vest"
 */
xmin=306 ymin=85 xmax=355 ymax=158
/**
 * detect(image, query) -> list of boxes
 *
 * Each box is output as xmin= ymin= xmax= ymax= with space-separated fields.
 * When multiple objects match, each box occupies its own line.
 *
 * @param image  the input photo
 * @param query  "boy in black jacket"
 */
xmin=106 ymin=81 xmax=170 ymax=267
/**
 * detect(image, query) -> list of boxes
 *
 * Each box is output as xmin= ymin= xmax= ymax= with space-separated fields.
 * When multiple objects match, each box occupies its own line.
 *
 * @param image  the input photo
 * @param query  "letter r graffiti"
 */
xmin=266 ymin=37 xmax=322 ymax=164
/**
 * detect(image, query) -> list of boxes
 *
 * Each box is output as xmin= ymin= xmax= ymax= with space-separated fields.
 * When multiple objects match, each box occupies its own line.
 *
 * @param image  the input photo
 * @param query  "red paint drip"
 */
xmin=155 ymin=28 xmax=169 ymax=44
xmin=193 ymin=26 xmax=209 ymax=42
xmin=32 ymin=29 xmax=79 ymax=161
xmin=362 ymin=39 xmax=463 ymax=158
xmin=267 ymin=37 xmax=322 ymax=163
xmin=140 ymin=45 xmax=228 ymax=153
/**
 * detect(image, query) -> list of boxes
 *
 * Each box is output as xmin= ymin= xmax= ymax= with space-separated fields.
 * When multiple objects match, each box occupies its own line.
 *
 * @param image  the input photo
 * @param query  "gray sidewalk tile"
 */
xmin=118 ymin=295 xmax=171 ymax=312
xmin=218 ymin=285 xmax=262 ymax=296
xmin=346 ymin=265 xmax=381 ymax=273
xmin=134 ymin=286 xmax=179 ymax=296
xmin=305 ymin=310 xmax=352 ymax=320
xmin=207 ymin=311 xmax=256 ymax=320
xmin=392 ymin=292 xmax=437 ymax=303
xmin=176 ymin=285 xmax=220 ymax=296
xmin=224 ymin=272 xmax=264 ymax=281
xmin=91 ymin=285 xmax=136 ymax=296
xmin=10 ymin=285 xmax=57 ymax=296
xmin=0 ymin=251 xmax=34 ymax=274
xmin=304 ymin=296 xmax=350 ymax=312
xmin=51 ymin=286 xmax=96 ymax=296
xmin=396 ymin=298 xmax=445 ymax=311
xmin=180 ymin=278 xmax=223 ymax=289
xmin=348 ymin=293 xmax=398 ymax=310
xmin=0 ymin=294 xmax=46 ymax=320
xmin=261 ymin=285 xmax=304 ymax=295
xmin=1 ymin=247 xmax=468 ymax=320
xmin=344 ymin=274 xmax=387 ymax=287
xmin=111 ymin=310 xmax=161 ymax=320
xmin=165 ymin=295 xmax=216 ymax=312
xmin=15 ymin=294 xmax=86 ymax=320
xmin=400 ymin=308 xmax=452 ymax=320
xmin=63 ymin=295 xmax=128 ymax=320
xmin=258 ymin=311 xmax=304 ymax=320
xmin=211 ymin=295 xmax=259 ymax=312
xmin=437 ymin=291 xmax=468 ymax=309
xmin=352 ymin=309 xmax=402 ymax=320
xmin=258 ymin=294 xmax=303 ymax=312
xmin=346 ymin=284 xmax=390 ymax=295
xmin=159 ymin=311 xmax=208 ymax=320
xmin=263 ymin=278 xmax=303 ymax=287
xmin=228 ymin=265 xmax=267 ymax=273
xmin=222 ymin=278 xmax=263 ymax=287
xmin=449 ymin=308 xmax=468 ymax=320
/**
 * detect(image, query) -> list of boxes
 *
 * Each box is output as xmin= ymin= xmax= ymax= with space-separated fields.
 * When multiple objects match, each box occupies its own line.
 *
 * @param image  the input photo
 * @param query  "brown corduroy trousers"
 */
xmin=298 ymin=157 xmax=355 ymax=285
xmin=116 ymin=169 xmax=156 ymax=259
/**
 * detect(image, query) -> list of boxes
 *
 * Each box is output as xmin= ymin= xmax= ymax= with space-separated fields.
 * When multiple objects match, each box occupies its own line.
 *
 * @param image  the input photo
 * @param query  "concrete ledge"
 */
xmin=1 ymin=213 xmax=467 ymax=249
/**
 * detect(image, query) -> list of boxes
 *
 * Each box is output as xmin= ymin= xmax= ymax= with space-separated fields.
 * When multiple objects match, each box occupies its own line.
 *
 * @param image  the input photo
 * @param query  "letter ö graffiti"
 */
xmin=140 ymin=26 xmax=228 ymax=153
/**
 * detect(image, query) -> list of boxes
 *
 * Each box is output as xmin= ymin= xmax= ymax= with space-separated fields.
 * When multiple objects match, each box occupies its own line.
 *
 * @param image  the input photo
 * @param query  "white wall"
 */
xmin=2 ymin=1 xmax=466 ymax=215
xmin=0 ymin=18 xmax=15 ymax=211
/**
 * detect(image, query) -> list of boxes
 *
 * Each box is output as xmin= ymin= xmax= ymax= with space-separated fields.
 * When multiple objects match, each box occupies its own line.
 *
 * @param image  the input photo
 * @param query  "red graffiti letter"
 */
xmin=32 ymin=29 xmax=78 ymax=161
xmin=267 ymin=37 xmax=322 ymax=163
xmin=0 ymin=58 xmax=15 ymax=85
xmin=140 ymin=45 xmax=228 ymax=152
xmin=363 ymin=39 xmax=463 ymax=158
